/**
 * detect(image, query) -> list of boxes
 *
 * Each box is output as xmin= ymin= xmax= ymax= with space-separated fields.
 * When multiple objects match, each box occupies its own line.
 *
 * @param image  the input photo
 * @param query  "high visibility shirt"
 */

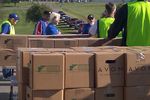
xmin=1 ymin=20 xmax=15 ymax=35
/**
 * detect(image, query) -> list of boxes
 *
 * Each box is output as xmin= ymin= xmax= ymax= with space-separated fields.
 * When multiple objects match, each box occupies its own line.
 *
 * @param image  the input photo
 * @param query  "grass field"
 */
xmin=0 ymin=2 xmax=105 ymax=35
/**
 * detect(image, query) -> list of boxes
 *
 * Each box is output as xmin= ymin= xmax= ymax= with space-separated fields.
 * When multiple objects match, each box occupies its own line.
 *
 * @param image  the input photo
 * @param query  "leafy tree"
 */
xmin=26 ymin=3 xmax=52 ymax=23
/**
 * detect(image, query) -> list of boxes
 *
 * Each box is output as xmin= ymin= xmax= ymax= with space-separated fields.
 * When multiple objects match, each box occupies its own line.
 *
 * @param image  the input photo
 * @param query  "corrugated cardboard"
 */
xmin=77 ymin=38 xmax=103 ymax=47
xmin=0 ymin=35 xmax=28 ymax=50
xmin=125 ymin=86 xmax=150 ymax=100
xmin=65 ymin=88 xmax=94 ymax=100
xmin=104 ymin=38 xmax=122 ymax=46
xmin=54 ymin=39 xmax=78 ymax=48
xmin=125 ymin=50 xmax=150 ymax=86
xmin=95 ymin=52 xmax=125 ymax=87
xmin=95 ymin=87 xmax=123 ymax=100
xmin=65 ymin=52 xmax=94 ymax=88
xmin=0 ymin=49 xmax=17 ymax=66
xmin=71 ymin=47 xmax=100 ymax=52
xmin=26 ymin=87 xmax=63 ymax=100
xmin=17 ymin=48 xmax=49 ymax=84
xmin=48 ymin=48 xmax=74 ymax=53
xmin=28 ymin=38 xmax=55 ymax=48
xmin=29 ymin=53 xmax=64 ymax=90
xmin=18 ymin=83 xmax=27 ymax=100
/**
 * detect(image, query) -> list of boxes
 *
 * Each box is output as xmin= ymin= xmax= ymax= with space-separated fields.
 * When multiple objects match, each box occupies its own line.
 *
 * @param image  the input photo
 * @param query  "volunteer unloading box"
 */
xmin=29 ymin=53 xmax=64 ymax=90
xmin=26 ymin=87 xmax=63 ymax=100
xmin=65 ymin=88 xmax=94 ymax=100
xmin=95 ymin=52 xmax=125 ymax=87
xmin=95 ymin=87 xmax=123 ymax=100
xmin=28 ymin=38 xmax=55 ymax=48
xmin=65 ymin=52 xmax=95 ymax=88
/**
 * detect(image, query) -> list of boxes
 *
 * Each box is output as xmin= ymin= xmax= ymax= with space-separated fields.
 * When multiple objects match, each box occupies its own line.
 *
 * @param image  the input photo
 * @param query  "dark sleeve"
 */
xmin=1 ymin=23 xmax=10 ymax=34
xmin=108 ymin=4 xmax=127 ymax=39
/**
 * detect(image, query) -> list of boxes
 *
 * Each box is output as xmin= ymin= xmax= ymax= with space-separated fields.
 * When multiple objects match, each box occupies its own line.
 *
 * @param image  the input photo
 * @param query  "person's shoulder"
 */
xmin=2 ymin=23 xmax=10 ymax=27
xmin=47 ymin=23 xmax=55 ymax=28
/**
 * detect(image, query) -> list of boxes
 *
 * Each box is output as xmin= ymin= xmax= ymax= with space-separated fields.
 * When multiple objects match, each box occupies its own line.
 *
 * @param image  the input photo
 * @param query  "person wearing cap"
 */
xmin=80 ymin=14 xmax=95 ymax=34
xmin=33 ymin=10 xmax=51 ymax=35
xmin=0 ymin=13 xmax=19 ymax=80
xmin=89 ymin=2 xmax=116 ymax=38
xmin=0 ymin=13 xmax=19 ymax=35
xmin=46 ymin=12 xmax=61 ymax=35
xmin=107 ymin=0 xmax=150 ymax=46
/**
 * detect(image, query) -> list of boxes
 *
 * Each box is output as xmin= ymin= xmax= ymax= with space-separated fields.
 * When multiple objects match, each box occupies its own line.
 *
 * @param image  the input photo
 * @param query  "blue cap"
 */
xmin=9 ymin=13 xmax=19 ymax=20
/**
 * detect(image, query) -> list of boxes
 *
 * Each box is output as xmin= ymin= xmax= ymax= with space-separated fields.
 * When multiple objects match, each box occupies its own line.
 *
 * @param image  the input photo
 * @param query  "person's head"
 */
xmin=8 ymin=13 xmax=19 ymax=25
xmin=49 ymin=12 xmax=61 ymax=25
xmin=42 ymin=10 xmax=51 ymax=21
xmin=104 ymin=2 xmax=116 ymax=17
xmin=87 ymin=14 xmax=95 ymax=24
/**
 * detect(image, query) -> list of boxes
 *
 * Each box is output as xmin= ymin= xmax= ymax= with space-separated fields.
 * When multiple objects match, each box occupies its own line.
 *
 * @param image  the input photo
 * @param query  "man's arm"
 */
xmin=1 ymin=23 xmax=10 ymax=35
xmin=34 ymin=21 xmax=42 ymax=35
xmin=108 ymin=4 xmax=127 ymax=39
xmin=89 ymin=21 xmax=97 ymax=37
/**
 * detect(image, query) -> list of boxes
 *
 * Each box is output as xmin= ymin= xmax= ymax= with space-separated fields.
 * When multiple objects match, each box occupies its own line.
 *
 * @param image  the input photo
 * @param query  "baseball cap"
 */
xmin=87 ymin=14 xmax=94 ymax=20
xmin=9 ymin=13 xmax=19 ymax=20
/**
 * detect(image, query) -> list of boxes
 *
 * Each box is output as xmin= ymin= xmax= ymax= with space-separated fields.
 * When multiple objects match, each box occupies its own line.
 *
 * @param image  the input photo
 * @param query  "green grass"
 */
xmin=0 ymin=2 xmax=105 ymax=35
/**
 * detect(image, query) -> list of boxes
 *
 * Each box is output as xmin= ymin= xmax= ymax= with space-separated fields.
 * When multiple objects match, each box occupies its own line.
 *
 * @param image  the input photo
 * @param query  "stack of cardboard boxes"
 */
xmin=0 ymin=35 xmax=28 ymax=67
xmin=125 ymin=47 xmax=150 ymax=100
xmin=16 ymin=46 xmax=150 ymax=100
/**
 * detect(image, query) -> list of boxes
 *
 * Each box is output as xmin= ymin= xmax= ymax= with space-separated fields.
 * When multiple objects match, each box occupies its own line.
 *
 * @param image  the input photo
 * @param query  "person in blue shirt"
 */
xmin=80 ymin=14 xmax=95 ymax=34
xmin=1 ymin=13 xmax=19 ymax=35
xmin=0 ymin=13 xmax=19 ymax=79
xmin=46 ymin=12 xmax=61 ymax=35
xmin=33 ymin=10 xmax=51 ymax=35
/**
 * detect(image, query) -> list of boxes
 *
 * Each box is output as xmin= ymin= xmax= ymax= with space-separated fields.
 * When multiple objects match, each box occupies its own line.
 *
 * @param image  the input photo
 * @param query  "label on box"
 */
xmin=36 ymin=65 xmax=61 ymax=72
xmin=69 ymin=64 xmax=89 ymax=71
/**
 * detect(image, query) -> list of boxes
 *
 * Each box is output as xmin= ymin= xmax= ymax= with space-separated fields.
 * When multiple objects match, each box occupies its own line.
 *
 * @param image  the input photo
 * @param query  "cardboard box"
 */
xmin=95 ymin=87 xmax=123 ymax=100
xmin=95 ymin=52 xmax=125 ymax=87
xmin=0 ymin=49 xmax=17 ymax=66
xmin=77 ymin=38 xmax=103 ymax=47
xmin=17 ymin=48 xmax=49 ymax=84
xmin=18 ymin=83 xmax=27 ymax=100
xmin=71 ymin=47 xmax=101 ymax=52
xmin=29 ymin=53 xmax=64 ymax=90
xmin=26 ymin=87 xmax=63 ymax=100
xmin=125 ymin=50 xmax=150 ymax=86
xmin=54 ymin=39 xmax=78 ymax=48
xmin=0 ymin=35 xmax=28 ymax=50
xmin=65 ymin=88 xmax=94 ymax=100
xmin=104 ymin=38 xmax=122 ymax=46
xmin=65 ymin=52 xmax=94 ymax=88
xmin=28 ymin=38 xmax=55 ymax=48
xmin=125 ymin=86 xmax=150 ymax=100
xmin=48 ymin=48 xmax=74 ymax=53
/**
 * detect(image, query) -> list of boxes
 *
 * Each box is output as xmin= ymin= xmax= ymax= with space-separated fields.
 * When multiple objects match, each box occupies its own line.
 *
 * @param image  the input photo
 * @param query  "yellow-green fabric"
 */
xmin=98 ymin=17 xmax=115 ymax=38
xmin=1 ymin=20 xmax=15 ymax=35
xmin=127 ymin=1 xmax=150 ymax=46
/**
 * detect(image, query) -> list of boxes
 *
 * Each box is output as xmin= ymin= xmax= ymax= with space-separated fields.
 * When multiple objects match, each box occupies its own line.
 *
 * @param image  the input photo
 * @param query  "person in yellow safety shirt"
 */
xmin=0 ymin=13 xmax=19 ymax=35
xmin=89 ymin=2 xmax=117 ymax=38
xmin=0 ymin=13 xmax=19 ymax=79
xmin=107 ymin=0 xmax=150 ymax=46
